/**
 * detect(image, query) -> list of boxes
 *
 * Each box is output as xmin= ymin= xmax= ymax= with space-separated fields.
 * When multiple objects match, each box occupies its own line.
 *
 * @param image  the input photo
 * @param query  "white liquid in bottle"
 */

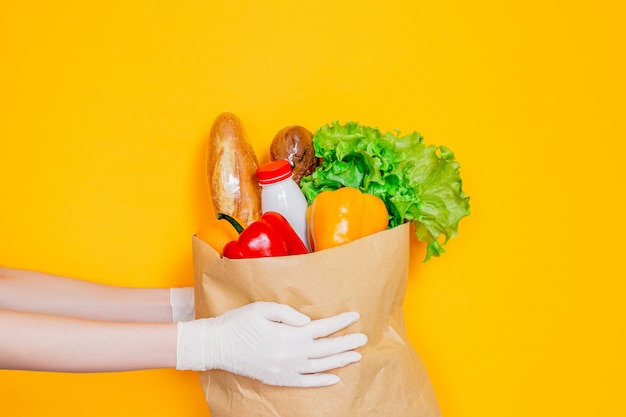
xmin=256 ymin=160 xmax=310 ymax=251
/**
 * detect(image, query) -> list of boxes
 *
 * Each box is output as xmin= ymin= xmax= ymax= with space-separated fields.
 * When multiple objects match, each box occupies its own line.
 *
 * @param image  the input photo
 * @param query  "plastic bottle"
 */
xmin=256 ymin=160 xmax=310 ymax=251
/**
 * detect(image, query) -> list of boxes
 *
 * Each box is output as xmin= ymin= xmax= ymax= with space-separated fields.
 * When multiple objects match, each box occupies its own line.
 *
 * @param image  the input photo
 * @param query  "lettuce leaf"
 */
xmin=300 ymin=121 xmax=470 ymax=261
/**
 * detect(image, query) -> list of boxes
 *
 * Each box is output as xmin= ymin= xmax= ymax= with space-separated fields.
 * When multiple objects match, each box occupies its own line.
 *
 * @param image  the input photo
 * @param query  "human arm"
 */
xmin=0 ymin=309 xmax=177 ymax=372
xmin=0 ymin=267 xmax=193 ymax=323
xmin=0 ymin=302 xmax=367 ymax=386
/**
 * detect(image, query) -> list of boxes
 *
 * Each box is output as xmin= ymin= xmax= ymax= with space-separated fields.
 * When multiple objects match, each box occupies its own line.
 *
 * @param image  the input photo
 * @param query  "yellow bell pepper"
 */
xmin=308 ymin=187 xmax=389 ymax=251
xmin=196 ymin=214 xmax=242 ymax=255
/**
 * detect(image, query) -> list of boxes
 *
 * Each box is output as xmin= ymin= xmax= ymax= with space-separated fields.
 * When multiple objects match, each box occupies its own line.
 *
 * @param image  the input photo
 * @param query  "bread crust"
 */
xmin=206 ymin=112 xmax=261 ymax=226
xmin=269 ymin=125 xmax=318 ymax=185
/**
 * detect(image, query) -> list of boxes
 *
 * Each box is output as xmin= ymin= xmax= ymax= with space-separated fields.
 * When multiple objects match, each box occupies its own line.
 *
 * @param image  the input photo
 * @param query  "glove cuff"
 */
xmin=175 ymin=320 xmax=206 ymax=371
xmin=170 ymin=287 xmax=195 ymax=322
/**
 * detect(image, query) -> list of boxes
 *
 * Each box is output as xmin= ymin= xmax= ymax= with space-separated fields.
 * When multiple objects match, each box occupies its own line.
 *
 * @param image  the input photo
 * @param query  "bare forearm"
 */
xmin=0 ymin=267 xmax=173 ymax=322
xmin=0 ymin=310 xmax=177 ymax=372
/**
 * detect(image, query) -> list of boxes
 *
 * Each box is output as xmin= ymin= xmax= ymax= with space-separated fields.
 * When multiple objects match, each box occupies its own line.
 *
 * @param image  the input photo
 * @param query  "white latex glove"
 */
xmin=176 ymin=301 xmax=367 ymax=387
xmin=169 ymin=287 xmax=195 ymax=322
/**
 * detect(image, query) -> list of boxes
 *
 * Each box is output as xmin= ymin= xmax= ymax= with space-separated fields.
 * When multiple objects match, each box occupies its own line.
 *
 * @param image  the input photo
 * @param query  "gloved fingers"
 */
xmin=305 ymin=311 xmax=361 ymax=339
xmin=255 ymin=301 xmax=311 ymax=326
xmin=301 ymin=351 xmax=363 ymax=375
xmin=308 ymin=333 xmax=368 ymax=359
xmin=293 ymin=373 xmax=341 ymax=387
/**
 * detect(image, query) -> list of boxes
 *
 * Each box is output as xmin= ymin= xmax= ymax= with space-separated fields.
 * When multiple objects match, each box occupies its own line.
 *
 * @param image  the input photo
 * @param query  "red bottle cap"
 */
xmin=256 ymin=160 xmax=293 ymax=185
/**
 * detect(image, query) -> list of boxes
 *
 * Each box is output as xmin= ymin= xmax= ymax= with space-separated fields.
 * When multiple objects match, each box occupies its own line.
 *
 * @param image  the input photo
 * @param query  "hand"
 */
xmin=176 ymin=301 xmax=367 ymax=387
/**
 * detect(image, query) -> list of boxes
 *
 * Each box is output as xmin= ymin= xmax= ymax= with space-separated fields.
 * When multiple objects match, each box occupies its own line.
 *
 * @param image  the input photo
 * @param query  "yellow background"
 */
xmin=1 ymin=1 xmax=624 ymax=416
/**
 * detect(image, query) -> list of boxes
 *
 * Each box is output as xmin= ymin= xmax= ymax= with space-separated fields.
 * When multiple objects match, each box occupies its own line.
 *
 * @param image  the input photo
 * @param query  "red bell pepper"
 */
xmin=219 ymin=212 xmax=308 ymax=259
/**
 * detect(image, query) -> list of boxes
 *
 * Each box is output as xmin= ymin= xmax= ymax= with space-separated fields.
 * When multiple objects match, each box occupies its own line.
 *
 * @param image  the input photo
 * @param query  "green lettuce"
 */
xmin=300 ymin=121 xmax=470 ymax=261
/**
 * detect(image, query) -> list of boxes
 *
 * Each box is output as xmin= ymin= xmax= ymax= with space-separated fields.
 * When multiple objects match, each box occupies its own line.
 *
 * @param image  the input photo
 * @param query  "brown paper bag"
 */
xmin=192 ymin=222 xmax=442 ymax=417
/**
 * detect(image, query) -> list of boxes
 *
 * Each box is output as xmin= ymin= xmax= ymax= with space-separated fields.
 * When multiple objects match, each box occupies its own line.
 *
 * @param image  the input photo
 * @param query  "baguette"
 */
xmin=206 ymin=112 xmax=261 ymax=226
